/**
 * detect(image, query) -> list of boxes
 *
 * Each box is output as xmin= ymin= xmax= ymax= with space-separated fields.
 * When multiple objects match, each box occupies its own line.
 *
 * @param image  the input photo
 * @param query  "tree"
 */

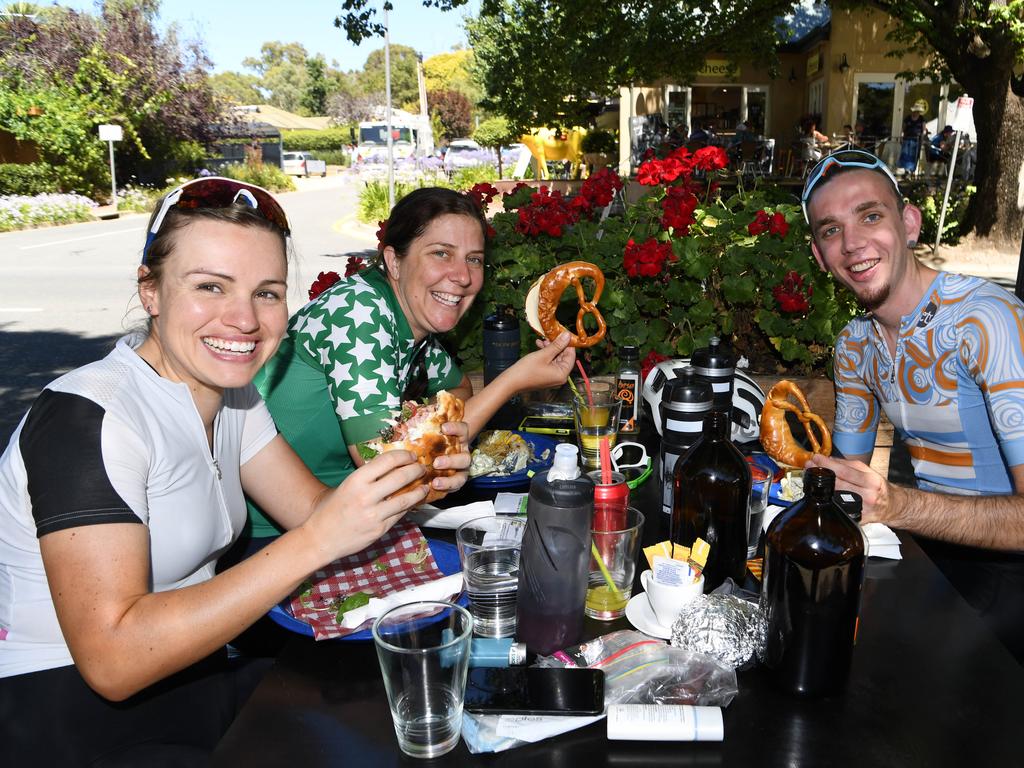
xmin=242 ymin=41 xmax=309 ymax=113
xmin=473 ymin=115 xmax=515 ymax=177
xmin=838 ymin=0 xmax=1023 ymax=245
xmin=210 ymin=71 xmax=263 ymax=105
xmin=301 ymin=55 xmax=328 ymax=115
xmin=466 ymin=0 xmax=791 ymax=132
xmin=423 ymin=48 xmax=481 ymax=103
xmin=336 ymin=0 xmax=467 ymax=44
xmin=0 ymin=2 xmax=218 ymax=191
xmin=427 ymin=88 xmax=471 ymax=140
xmin=358 ymin=44 xmax=421 ymax=110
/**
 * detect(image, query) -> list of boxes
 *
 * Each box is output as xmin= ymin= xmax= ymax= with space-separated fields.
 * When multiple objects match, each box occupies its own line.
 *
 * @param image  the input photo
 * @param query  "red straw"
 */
xmin=575 ymin=360 xmax=594 ymax=406
xmin=599 ymin=437 xmax=612 ymax=484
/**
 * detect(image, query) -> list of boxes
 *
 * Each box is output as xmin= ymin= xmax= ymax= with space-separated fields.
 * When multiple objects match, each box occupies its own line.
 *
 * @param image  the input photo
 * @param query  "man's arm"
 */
xmin=807 ymin=454 xmax=1024 ymax=551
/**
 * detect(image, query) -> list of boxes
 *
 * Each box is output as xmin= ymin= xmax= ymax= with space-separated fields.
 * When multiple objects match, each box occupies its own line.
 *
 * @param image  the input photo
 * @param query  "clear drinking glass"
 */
xmin=573 ymin=380 xmax=620 ymax=470
xmin=586 ymin=507 xmax=645 ymax=620
xmin=372 ymin=601 xmax=473 ymax=759
xmin=748 ymin=465 xmax=772 ymax=559
xmin=456 ymin=515 xmax=525 ymax=638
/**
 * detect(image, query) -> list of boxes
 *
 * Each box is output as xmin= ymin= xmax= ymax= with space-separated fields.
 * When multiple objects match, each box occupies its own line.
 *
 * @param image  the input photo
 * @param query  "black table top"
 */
xmin=215 ymin=515 xmax=1021 ymax=765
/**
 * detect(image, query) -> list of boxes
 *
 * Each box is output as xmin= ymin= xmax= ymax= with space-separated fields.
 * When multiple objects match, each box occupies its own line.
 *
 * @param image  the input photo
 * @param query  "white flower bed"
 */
xmin=0 ymin=193 xmax=98 ymax=232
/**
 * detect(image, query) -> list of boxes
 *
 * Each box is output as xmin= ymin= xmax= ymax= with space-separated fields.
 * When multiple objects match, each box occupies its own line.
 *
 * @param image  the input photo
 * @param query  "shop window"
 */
xmin=855 ymin=80 xmax=895 ymax=147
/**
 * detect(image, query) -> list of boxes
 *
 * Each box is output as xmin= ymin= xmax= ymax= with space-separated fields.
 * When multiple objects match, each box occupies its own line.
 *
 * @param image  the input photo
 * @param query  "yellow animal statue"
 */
xmin=519 ymin=128 xmax=586 ymax=179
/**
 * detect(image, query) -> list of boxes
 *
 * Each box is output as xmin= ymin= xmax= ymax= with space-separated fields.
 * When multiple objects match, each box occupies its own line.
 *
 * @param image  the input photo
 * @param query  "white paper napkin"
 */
xmin=406 ymin=500 xmax=495 ymax=529
xmin=862 ymin=523 xmax=902 ymax=560
xmin=761 ymin=506 xmax=902 ymax=560
xmin=338 ymin=572 xmax=464 ymax=629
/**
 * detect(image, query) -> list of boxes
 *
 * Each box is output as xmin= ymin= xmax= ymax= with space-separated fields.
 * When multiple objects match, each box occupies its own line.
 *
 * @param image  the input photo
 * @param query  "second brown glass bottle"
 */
xmin=670 ymin=408 xmax=752 ymax=591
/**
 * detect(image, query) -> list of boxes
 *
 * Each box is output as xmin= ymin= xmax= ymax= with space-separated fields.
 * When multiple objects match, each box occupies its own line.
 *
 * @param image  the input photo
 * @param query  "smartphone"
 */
xmin=463 ymin=667 xmax=605 ymax=716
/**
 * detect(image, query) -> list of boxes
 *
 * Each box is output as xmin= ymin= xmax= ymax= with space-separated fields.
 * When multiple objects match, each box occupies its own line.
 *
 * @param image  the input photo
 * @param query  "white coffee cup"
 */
xmin=640 ymin=569 xmax=704 ymax=628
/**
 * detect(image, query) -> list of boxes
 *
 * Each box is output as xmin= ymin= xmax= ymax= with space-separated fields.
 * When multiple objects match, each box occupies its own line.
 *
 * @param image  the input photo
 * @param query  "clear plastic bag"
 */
xmin=536 ymin=629 xmax=737 ymax=707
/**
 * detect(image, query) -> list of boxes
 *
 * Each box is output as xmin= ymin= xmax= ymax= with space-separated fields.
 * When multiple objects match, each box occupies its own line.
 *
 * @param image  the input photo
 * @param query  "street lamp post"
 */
xmin=384 ymin=5 xmax=394 ymax=210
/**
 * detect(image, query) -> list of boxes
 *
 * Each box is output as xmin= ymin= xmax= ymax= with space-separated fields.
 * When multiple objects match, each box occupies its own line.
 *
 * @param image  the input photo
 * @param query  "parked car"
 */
xmin=443 ymin=139 xmax=495 ymax=171
xmin=282 ymin=151 xmax=327 ymax=177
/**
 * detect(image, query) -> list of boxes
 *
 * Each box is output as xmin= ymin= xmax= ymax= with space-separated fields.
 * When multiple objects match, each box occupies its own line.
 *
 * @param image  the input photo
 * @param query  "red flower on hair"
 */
xmin=772 ymin=270 xmax=813 ymax=313
xmin=344 ymin=256 xmax=366 ymax=277
xmin=308 ymin=270 xmax=341 ymax=301
xmin=623 ymin=237 xmax=675 ymax=278
xmin=375 ymin=219 xmax=388 ymax=254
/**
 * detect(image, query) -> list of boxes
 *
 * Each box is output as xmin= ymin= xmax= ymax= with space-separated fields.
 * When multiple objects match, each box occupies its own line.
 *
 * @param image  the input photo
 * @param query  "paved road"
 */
xmin=0 ymin=174 xmax=376 ymax=443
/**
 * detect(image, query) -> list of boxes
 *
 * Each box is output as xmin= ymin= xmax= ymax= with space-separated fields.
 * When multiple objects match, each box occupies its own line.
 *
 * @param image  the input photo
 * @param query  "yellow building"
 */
xmin=617 ymin=7 xmax=968 ymax=174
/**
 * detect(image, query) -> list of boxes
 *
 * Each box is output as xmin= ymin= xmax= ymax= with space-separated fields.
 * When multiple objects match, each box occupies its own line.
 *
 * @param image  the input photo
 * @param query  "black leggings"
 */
xmin=0 ymin=651 xmax=270 ymax=767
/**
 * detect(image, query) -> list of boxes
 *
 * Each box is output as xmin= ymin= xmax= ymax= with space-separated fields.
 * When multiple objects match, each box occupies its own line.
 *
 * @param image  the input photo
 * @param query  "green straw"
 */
xmin=590 ymin=540 xmax=623 ymax=602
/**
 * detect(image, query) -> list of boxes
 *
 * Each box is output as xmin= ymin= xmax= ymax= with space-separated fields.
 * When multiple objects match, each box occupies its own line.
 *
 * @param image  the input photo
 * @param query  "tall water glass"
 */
xmin=456 ymin=515 xmax=525 ymax=637
xmin=372 ymin=601 xmax=473 ymax=759
xmin=586 ymin=507 xmax=645 ymax=620
xmin=748 ymin=465 xmax=772 ymax=558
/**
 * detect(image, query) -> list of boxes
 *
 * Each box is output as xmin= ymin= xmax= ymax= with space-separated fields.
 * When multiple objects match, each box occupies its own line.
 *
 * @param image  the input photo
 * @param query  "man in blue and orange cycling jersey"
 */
xmin=800 ymin=149 xmax=1024 ymax=660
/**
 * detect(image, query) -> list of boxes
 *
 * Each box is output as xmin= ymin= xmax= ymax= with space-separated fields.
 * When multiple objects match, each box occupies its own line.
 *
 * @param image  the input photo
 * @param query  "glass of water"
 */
xmin=748 ymin=465 xmax=772 ymax=558
xmin=456 ymin=515 xmax=525 ymax=638
xmin=372 ymin=601 xmax=473 ymax=758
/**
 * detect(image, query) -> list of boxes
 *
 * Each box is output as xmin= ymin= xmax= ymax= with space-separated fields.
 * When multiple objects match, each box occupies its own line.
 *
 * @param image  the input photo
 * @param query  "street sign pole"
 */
xmin=934 ymin=96 xmax=973 ymax=255
xmin=97 ymin=124 xmax=123 ymax=213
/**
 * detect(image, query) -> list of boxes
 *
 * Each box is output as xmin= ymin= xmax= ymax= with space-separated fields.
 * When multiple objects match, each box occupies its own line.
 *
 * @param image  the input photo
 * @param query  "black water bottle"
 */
xmin=762 ymin=467 xmax=866 ymax=698
xmin=691 ymin=337 xmax=735 ymax=411
xmin=483 ymin=305 xmax=521 ymax=385
xmin=659 ymin=369 xmax=713 ymax=519
xmin=670 ymin=409 xmax=751 ymax=591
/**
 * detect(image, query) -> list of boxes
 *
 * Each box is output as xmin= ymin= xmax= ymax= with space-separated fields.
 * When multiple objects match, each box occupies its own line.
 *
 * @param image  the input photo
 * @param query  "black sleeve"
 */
xmin=19 ymin=389 xmax=141 ymax=537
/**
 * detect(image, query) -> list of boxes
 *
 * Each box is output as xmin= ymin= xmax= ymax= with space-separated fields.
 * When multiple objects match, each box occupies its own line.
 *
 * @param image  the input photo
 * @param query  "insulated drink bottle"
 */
xmin=659 ymin=370 xmax=713 ymax=519
xmin=516 ymin=447 xmax=595 ymax=655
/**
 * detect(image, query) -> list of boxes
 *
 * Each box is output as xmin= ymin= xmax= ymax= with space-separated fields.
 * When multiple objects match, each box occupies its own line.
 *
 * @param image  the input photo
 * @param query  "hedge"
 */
xmin=0 ymin=163 xmax=60 ymax=196
xmin=281 ymin=126 xmax=355 ymax=152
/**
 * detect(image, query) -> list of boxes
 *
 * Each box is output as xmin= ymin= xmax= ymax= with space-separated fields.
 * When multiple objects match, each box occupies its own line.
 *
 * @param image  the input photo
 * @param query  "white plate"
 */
xmin=624 ymin=592 xmax=671 ymax=640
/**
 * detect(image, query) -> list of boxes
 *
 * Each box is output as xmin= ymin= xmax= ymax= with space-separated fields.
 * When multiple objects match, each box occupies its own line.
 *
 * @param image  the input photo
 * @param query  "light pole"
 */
xmin=384 ymin=5 xmax=394 ymax=210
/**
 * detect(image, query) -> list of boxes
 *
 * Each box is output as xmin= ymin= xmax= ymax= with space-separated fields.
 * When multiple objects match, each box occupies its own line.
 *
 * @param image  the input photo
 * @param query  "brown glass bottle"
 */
xmin=762 ymin=467 xmax=866 ymax=698
xmin=670 ymin=409 xmax=752 ymax=591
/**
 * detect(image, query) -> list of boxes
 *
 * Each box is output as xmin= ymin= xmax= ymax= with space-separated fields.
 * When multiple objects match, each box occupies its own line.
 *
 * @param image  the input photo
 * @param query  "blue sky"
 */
xmin=52 ymin=1 xmax=481 ymax=73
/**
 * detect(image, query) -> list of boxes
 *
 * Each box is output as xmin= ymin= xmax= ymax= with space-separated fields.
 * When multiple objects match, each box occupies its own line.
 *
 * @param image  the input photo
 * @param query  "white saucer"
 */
xmin=624 ymin=593 xmax=671 ymax=639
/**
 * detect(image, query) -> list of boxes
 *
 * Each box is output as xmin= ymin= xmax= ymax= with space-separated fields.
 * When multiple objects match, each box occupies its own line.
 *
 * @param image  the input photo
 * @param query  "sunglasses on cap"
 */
xmin=142 ymin=177 xmax=290 ymax=265
xmin=801 ymin=149 xmax=901 ymax=224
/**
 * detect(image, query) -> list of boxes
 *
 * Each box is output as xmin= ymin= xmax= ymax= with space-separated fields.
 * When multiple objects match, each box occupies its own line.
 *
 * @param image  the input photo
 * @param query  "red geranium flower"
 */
xmin=344 ymin=256 xmax=365 ymax=277
xmin=375 ymin=219 xmax=388 ymax=254
xmin=692 ymin=145 xmax=729 ymax=171
xmin=768 ymin=212 xmax=789 ymax=239
xmin=772 ymin=270 xmax=813 ymax=313
xmin=466 ymin=182 xmax=499 ymax=212
xmin=640 ymin=350 xmax=670 ymax=385
xmin=748 ymin=209 xmax=771 ymax=236
xmin=623 ymin=237 xmax=675 ymax=278
xmin=515 ymin=186 xmax=578 ymax=237
xmin=308 ymin=270 xmax=341 ymax=301
xmin=660 ymin=186 xmax=698 ymax=234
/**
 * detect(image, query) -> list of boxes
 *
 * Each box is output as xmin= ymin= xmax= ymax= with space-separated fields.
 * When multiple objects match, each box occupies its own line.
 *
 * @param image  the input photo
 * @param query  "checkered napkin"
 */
xmin=288 ymin=521 xmax=450 ymax=640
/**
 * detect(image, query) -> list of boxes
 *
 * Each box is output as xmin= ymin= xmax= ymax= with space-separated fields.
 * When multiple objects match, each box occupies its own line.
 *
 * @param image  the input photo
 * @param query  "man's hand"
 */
xmin=806 ymin=453 xmax=899 ymax=524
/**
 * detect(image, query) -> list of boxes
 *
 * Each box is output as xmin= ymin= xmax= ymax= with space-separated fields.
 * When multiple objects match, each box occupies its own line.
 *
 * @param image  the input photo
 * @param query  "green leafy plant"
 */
xmin=581 ymin=130 xmax=617 ymax=156
xmin=449 ymin=151 xmax=857 ymax=377
xmin=0 ymin=163 xmax=59 ymax=196
xmin=220 ymin=163 xmax=296 ymax=193
xmin=356 ymin=179 xmax=420 ymax=223
xmin=905 ymin=181 xmax=974 ymax=247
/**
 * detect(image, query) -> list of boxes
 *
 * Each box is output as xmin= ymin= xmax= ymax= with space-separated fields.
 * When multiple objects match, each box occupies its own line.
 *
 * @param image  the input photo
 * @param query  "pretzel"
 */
xmin=524 ymin=261 xmax=607 ymax=348
xmin=759 ymin=380 xmax=832 ymax=468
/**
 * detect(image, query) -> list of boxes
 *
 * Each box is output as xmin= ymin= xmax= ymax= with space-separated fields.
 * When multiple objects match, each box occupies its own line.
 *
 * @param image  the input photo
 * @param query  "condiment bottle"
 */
xmin=762 ymin=467 xmax=866 ymax=698
xmin=659 ymin=369 xmax=713 ymax=519
xmin=670 ymin=409 xmax=751 ymax=591
xmin=615 ymin=345 xmax=641 ymax=435
xmin=516 ymin=444 xmax=595 ymax=655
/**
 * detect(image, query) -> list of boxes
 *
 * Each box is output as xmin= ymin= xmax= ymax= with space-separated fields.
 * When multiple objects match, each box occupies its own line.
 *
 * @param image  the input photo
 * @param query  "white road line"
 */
xmin=18 ymin=227 xmax=144 ymax=250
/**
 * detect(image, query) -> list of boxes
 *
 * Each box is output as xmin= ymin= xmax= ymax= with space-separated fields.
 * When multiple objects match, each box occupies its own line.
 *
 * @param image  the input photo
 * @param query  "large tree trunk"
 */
xmin=962 ymin=72 xmax=1024 ymax=248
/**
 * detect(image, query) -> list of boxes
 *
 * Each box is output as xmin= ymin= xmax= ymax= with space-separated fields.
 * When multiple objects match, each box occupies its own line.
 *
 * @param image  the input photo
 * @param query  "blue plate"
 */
xmin=267 ymin=539 xmax=465 ymax=641
xmin=747 ymin=453 xmax=793 ymax=507
xmin=467 ymin=431 xmax=559 ymax=490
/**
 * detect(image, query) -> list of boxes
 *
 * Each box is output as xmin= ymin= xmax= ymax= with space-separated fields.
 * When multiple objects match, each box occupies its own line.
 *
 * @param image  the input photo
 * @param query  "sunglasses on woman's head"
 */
xmin=141 ymin=177 xmax=290 ymax=265
xmin=801 ymin=149 xmax=901 ymax=224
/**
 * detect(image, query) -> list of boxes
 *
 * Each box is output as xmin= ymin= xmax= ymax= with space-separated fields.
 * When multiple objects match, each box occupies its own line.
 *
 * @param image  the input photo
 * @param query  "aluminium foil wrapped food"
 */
xmin=669 ymin=593 xmax=766 ymax=669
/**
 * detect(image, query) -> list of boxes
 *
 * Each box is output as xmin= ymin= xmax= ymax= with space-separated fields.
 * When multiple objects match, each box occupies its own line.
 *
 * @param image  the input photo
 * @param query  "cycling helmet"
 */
xmin=642 ymin=358 xmax=766 ymax=444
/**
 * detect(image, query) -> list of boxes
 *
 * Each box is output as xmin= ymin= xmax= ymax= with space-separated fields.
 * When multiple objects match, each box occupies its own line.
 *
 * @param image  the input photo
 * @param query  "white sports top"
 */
xmin=0 ymin=335 xmax=278 ymax=677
